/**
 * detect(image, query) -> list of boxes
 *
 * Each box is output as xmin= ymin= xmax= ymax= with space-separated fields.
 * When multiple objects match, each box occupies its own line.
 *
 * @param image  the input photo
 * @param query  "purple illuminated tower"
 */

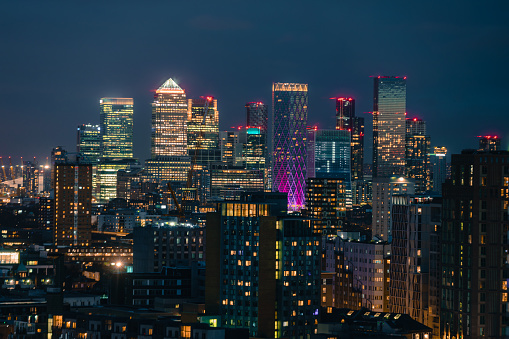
xmin=272 ymin=82 xmax=308 ymax=211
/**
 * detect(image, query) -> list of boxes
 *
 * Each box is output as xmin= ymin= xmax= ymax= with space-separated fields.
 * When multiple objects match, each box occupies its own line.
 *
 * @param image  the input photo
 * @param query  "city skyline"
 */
xmin=1 ymin=1 xmax=507 ymax=162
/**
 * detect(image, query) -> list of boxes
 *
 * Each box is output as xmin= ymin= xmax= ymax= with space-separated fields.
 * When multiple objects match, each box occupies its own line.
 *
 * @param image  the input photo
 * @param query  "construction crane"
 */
xmin=167 ymin=182 xmax=184 ymax=219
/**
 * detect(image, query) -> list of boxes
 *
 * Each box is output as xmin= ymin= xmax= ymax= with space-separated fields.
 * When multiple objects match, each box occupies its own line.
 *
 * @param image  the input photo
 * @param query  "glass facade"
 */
xmin=373 ymin=76 xmax=406 ymax=177
xmin=151 ymin=78 xmax=188 ymax=158
xmin=405 ymin=118 xmax=431 ymax=193
xmin=246 ymin=102 xmax=268 ymax=131
xmin=96 ymin=158 xmax=139 ymax=203
xmin=272 ymin=83 xmax=308 ymax=211
xmin=77 ymin=124 xmax=101 ymax=164
xmin=100 ymin=98 xmax=134 ymax=159
xmin=187 ymin=97 xmax=221 ymax=166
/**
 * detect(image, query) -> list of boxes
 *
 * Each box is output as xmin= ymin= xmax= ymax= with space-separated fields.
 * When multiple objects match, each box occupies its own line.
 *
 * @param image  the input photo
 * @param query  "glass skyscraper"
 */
xmin=405 ymin=117 xmax=431 ymax=193
xmin=77 ymin=124 xmax=101 ymax=164
xmin=145 ymin=78 xmax=191 ymax=185
xmin=151 ymin=78 xmax=188 ymax=158
xmin=100 ymin=98 xmax=134 ymax=159
xmin=335 ymin=97 xmax=364 ymax=180
xmin=246 ymin=102 xmax=268 ymax=131
xmin=187 ymin=97 xmax=221 ymax=166
xmin=373 ymin=76 xmax=406 ymax=177
xmin=272 ymin=82 xmax=308 ymax=211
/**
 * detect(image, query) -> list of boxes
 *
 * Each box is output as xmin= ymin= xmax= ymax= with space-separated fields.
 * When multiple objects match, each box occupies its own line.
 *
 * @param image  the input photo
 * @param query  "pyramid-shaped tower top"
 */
xmin=156 ymin=78 xmax=184 ymax=94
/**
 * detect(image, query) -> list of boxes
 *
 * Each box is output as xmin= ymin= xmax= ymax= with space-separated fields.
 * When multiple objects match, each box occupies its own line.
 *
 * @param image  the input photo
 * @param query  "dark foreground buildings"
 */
xmin=441 ymin=150 xmax=509 ymax=338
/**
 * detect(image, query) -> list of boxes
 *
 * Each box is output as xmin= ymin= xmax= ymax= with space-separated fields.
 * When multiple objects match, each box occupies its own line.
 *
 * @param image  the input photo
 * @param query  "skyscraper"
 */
xmin=431 ymin=146 xmax=447 ymax=194
xmin=246 ymin=102 xmax=268 ymax=131
xmin=100 ymin=98 xmax=134 ymax=159
xmin=405 ymin=117 xmax=431 ymax=193
xmin=145 ymin=78 xmax=191 ymax=184
xmin=54 ymin=156 xmax=92 ymax=247
xmin=441 ymin=150 xmax=509 ymax=337
xmin=335 ymin=98 xmax=364 ymax=181
xmin=272 ymin=82 xmax=308 ymax=211
xmin=478 ymin=135 xmax=501 ymax=152
xmin=77 ymin=124 xmax=101 ymax=164
xmin=372 ymin=176 xmax=415 ymax=241
xmin=205 ymin=196 xmax=320 ymax=338
xmin=187 ymin=97 xmax=221 ymax=167
xmin=151 ymin=78 xmax=188 ymax=158
xmin=390 ymin=195 xmax=441 ymax=337
xmin=335 ymin=97 xmax=355 ymax=131
xmin=373 ymin=76 xmax=406 ymax=177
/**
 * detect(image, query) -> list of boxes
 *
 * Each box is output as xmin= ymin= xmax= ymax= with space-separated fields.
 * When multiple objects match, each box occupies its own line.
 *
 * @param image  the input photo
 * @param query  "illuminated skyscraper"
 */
xmin=431 ymin=146 xmax=447 ymax=194
xmin=335 ymin=97 xmax=355 ymax=131
xmin=187 ymin=97 xmax=221 ymax=166
xmin=77 ymin=124 xmax=101 ymax=164
xmin=478 ymin=135 xmax=501 ymax=152
xmin=100 ymin=98 xmax=134 ymax=159
xmin=405 ymin=117 xmax=431 ymax=193
xmin=246 ymin=102 xmax=268 ymax=131
xmin=54 ymin=157 xmax=92 ymax=247
xmin=335 ymin=98 xmax=364 ymax=180
xmin=272 ymin=82 xmax=308 ymax=211
xmin=373 ymin=76 xmax=406 ymax=177
xmin=151 ymin=78 xmax=188 ymax=158
xmin=145 ymin=78 xmax=191 ymax=184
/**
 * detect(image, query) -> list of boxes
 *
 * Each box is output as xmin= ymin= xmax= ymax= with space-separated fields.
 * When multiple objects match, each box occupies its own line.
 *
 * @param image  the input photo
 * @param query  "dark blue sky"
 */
xmin=1 ymin=1 xmax=508 ymax=164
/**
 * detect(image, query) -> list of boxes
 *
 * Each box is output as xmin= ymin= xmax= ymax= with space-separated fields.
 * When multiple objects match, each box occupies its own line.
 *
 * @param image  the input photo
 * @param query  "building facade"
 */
xmin=373 ymin=76 xmax=406 ymax=177
xmin=431 ymin=146 xmax=447 ymax=194
xmin=151 ymin=78 xmax=188 ymax=158
xmin=100 ymin=98 xmax=134 ymax=159
xmin=77 ymin=124 xmax=101 ymax=164
xmin=405 ymin=118 xmax=431 ymax=193
xmin=187 ymin=97 xmax=221 ymax=167
xmin=441 ymin=150 xmax=509 ymax=338
xmin=305 ymin=177 xmax=347 ymax=234
xmin=206 ymin=199 xmax=320 ymax=338
xmin=53 ymin=158 xmax=92 ymax=247
xmin=272 ymin=82 xmax=308 ymax=211
xmin=390 ymin=195 xmax=441 ymax=338
xmin=372 ymin=176 xmax=415 ymax=241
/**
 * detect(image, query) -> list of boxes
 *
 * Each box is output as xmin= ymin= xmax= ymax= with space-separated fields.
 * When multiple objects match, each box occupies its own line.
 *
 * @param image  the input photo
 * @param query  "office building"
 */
xmin=351 ymin=117 xmax=364 ymax=180
xmin=305 ymin=177 xmax=347 ymax=234
xmin=96 ymin=158 xmax=139 ymax=204
xmin=151 ymin=78 xmax=188 ymax=158
xmin=431 ymin=146 xmax=447 ymax=194
xmin=53 ymin=157 xmax=92 ymax=247
xmin=246 ymin=102 xmax=268 ymax=131
xmin=478 ymin=135 xmax=501 ymax=152
xmin=219 ymin=130 xmax=245 ymax=166
xmin=335 ymin=98 xmax=364 ymax=181
xmin=209 ymin=164 xmax=264 ymax=200
xmin=133 ymin=222 xmax=205 ymax=273
xmin=405 ymin=118 xmax=431 ymax=193
xmin=146 ymin=78 xmax=190 ymax=185
xmin=100 ymin=98 xmax=134 ymax=159
xmin=272 ymin=82 xmax=308 ymax=211
xmin=373 ymin=76 xmax=406 ymax=177
xmin=390 ymin=195 xmax=441 ymax=338
xmin=339 ymin=238 xmax=391 ymax=312
xmin=205 ymin=198 xmax=320 ymax=338
xmin=307 ymin=129 xmax=352 ymax=209
xmin=187 ymin=97 xmax=221 ymax=167
xmin=77 ymin=124 xmax=101 ymax=164
xmin=22 ymin=160 xmax=39 ymax=196
xmin=441 ymin=150 xmax=509 ymax=338
xmin=372 ymin=176 xmax=415 ymax=241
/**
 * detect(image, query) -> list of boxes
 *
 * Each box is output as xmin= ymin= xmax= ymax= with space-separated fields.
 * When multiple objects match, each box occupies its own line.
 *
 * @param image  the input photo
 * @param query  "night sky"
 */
xmin=1 ymin=1 xmax=508 ymax=164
